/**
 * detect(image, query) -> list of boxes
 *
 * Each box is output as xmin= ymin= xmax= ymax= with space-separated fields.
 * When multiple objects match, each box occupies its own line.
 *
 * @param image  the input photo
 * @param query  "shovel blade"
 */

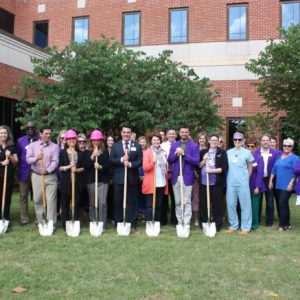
xmin=202 ymin=222 xmax=216 ymax=237
xmin=66 ymin=220 xmax=80 ymax=237
xmin=89 ymin=221 xmax=104 ymax=237
xmin=146 ymin=221 xmax=160 ymax=237
xmin=176 ymin=224 xmax=190 ymax=238
xmin=117 ymin=222 xmax=131 ymax=236
xmin=38 ymin=220 xmax=53 ymax=236
xmin=0 ymin=219 xmax=9 ymax=234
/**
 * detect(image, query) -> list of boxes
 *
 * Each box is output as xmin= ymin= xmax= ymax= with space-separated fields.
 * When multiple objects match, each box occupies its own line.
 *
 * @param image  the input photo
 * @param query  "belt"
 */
xmin=32 ymin=171 xmax=55 ymax=176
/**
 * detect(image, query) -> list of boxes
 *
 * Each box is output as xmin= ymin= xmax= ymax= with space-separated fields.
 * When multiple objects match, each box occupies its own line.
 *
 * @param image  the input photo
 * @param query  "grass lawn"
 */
xmin=1 ymin=193 xmax=300 ymax=299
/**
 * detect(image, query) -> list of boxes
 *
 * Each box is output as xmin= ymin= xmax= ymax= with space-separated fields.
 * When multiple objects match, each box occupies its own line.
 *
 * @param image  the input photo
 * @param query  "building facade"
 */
xmin=0 ymin=0 xmax=299 ymax=142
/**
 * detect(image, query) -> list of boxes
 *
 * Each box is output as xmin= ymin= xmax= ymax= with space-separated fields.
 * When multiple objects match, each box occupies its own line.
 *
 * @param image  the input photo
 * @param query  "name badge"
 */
xmin=253 ymin=162 xmax=258 ymax=167
xmin=131 ymin=147 xmax=136 ymax=151
xmin=268 ymin=154 xmax=272 ymax=157
xmin=231 ymin=157 xmax=238 ymax=163
xmin=25 ymin=145 xmax=29 ymax=150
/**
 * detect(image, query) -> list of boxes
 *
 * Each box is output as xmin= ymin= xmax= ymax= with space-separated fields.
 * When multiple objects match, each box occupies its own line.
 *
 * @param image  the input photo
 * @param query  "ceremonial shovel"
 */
xmin=0 ymin=154 xmax=9 ymax=234
xmin=90 ymin=153 xmax=104 ymax=236
xmin=66 ymin=147 xmax=80 ymax=237
xmin=146 ymin=159 xmax=160 ymax=237
xmin=176 ymin=154 xmax=190 ymax=238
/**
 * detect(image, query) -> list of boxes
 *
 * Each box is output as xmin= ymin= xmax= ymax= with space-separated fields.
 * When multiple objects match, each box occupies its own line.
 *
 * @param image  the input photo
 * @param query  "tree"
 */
xmin=246 ymin=24 xmax=300 ymax=138
xmin=12 ymin=37 xmax=222 ymax=137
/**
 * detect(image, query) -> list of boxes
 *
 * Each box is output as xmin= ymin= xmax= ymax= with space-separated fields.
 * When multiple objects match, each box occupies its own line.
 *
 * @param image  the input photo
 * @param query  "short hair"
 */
xmin=121 ymin=123 xmax=133 ymax=132
xmin=283 ymin=138 xmax=294 ymax=147
xmin=271 ymin=136 xmax=277 ymax=142
xmin=151 ymin=132 xmax=162 ymax=143
xmin=261 ymin=134 xmax=271 ymax=141
xmin=179 ymin=124 xmax=189 ymax=130
xmin=167 ymin=128 xmax=176 ymax=134
xmin=40 ymin=125 xmax=52 ymax=133
xmin=209 ymin=133 xmax=219 ymax=140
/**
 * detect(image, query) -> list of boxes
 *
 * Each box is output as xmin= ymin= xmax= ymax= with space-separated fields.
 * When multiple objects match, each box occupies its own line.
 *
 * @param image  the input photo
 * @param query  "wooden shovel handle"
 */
xmin=123 ymin=149 xmax=128 ymax=221
xmin=1 ymin=154 xmax=8 ymax=212
xmin=152 ymin=157 xmax=157 ymax=221
xmin=206 ymin=159 xmax=211 ymax=220
xmin=39 ymin=149 xmax=46 ymax=209
xmin=71 ymin=147 xmax=75 ymax=211
xmin=95 ymin=153 xmax=98 ymax=210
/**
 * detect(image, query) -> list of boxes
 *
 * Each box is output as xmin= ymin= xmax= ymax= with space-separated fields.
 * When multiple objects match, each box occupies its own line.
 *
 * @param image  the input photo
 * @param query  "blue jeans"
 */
xmin=226 ymin=185 xmax=252 ymax=231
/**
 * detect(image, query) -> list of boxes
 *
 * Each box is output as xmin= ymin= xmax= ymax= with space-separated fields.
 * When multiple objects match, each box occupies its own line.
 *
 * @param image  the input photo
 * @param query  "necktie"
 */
xmin=125 ymin=142 xmax=129 ymax=152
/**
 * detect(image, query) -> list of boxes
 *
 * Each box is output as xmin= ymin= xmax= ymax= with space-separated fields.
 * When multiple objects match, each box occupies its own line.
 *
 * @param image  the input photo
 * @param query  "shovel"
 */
xmin=202 ymin=162 xmax=216 ymax=237
xmin=117 ymin=149 xmax=131 ymax=236
xmin=176 ymin=154 xmax=190 ymax=238
xmin=0 ymin=154 xmax=9 ymax=234
xmin=66 ymin=147 xmax=80 ymax=237
xmin=38 ymin=151 xmax=53 ymax=236
xmin=90 ymin=154 xmax=104 ymax=236
xmin=146 ymin=159 xmax=160 ymax=237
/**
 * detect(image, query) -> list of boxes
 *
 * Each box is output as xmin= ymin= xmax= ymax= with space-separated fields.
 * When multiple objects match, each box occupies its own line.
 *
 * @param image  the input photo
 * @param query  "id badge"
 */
xmin=231 ymin=157 xmax=238 ymax=163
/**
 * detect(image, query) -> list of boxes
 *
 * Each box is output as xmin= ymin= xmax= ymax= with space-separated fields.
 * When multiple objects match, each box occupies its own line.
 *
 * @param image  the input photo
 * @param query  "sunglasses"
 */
xmin=247 ymin=144 xmax=255 ymax=148
xmin=78 ymin=140 xmax=87 ymax=144
xmin=66 ymin=138 xmax=76 ymax=141
xmin=219 ymin=141 xmax=223 ymax=144
xmin=234 ymin=139 xmax=242 ymax=142
xmin=283 ymin=145 xmax=292 ymax=148
xmin=26 ymin=126 xmax=35 ymax=129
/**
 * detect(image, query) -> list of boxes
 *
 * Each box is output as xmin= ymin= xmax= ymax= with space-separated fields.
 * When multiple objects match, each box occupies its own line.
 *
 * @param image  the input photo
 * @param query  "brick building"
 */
xmin=0 ymin=0 xmax=299 ymax=143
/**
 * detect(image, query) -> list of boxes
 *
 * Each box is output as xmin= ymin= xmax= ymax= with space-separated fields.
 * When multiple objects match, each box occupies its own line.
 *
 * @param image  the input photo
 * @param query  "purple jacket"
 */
xmin=293 ymin=160 xmax=300 ymax=196
xmin=249 ymin=153 xmax=265 ymax=193
xmin=253 ymin=148 xmax=281 ymax=178
xmin=16 ymin=135 xmax=39 ymax=181
xmin=168 ymin=140 xmax=200 ymax=186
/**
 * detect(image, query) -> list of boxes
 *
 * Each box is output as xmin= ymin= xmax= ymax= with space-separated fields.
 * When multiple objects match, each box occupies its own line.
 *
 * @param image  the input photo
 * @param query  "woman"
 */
xmin=226 ymin=132 xmax=254 ymax=235
xmin=199 ymin=133 xmax=228 ymax=232
xmin=85 ymin=130 xmax=110 ymax=227
xmin=76 ymin=133 xmax=89 ymax=219
xmin=106 ymin=135 xmax=115 ymax=225
xmin=58 ymin=129 xmax=85 ymax=231
xmin=248 ymin=140 xmax=265 ymax=230
xmin=137 ymin=136 xmax=149 ymax=219
xmin=0 ymin=125 xmax=18 ymax=222
xmin=142 ymin=133 xmax=168 ymax=223
xmin=269 ymin=138 xmax=299 ymax=231
xmin=192 ymin=132 xmax=208 ymax=226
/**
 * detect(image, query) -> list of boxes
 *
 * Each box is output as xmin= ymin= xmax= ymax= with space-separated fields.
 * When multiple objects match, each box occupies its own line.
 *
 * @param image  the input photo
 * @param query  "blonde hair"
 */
xmin=283 ymin=138 xmax=294 ymax=147
xmin=57 ymin=129 xmax=67 ymax=145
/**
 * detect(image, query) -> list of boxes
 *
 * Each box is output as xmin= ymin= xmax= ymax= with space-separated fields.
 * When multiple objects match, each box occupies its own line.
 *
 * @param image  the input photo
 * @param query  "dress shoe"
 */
xmin=226 ymin=228 xmax=236 ymax=233
xmin=239 ymin=230 xmax=249 ymax=235
xmin=131 ymin=228 xmax=139 ymax=235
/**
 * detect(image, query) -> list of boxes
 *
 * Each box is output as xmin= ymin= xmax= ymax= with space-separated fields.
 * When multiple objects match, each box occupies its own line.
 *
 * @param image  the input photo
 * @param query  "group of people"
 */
xmin=0 ymin=121 xmax=299 ymax=236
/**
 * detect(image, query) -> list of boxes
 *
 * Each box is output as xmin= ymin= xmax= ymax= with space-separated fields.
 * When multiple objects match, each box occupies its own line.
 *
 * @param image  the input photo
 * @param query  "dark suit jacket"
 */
xmin=110 ymin=140 xmax=142 ymax=185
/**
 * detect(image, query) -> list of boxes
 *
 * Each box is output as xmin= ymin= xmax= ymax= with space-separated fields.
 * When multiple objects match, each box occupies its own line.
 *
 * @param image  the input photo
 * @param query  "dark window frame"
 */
xmin=280 ymin=1 xmax=300 ymax=37
xmin=122 ymin=11 xmax=141 ymax=47
xmin=169 ymin=7 xmax=189 ymax=44
xmin=0 ymin=8 xmax=15 ymax=34
xmin=33 ymin=20 xmax=49 ymax=48
xmin=227 ymin=3 xmax=249 ymax=41
xmin=72 ymin=16 xmax=89 ymax=43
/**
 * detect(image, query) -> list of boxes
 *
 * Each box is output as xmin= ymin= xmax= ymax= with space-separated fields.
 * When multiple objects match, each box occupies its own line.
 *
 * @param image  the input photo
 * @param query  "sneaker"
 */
xmin=278 ymin=227 xmax=285 ymax=232
xmin=226 ymin=228 xmax=236 ymax=233
xmin=194 ymin=221 xmax=199 ymax=226
xmin=239 ymin=230 xmax=249 ymax=235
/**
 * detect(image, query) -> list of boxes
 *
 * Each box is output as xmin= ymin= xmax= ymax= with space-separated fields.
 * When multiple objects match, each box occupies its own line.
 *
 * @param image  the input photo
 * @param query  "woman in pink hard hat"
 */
xmin=58 ymin=129 xmax=85 ymax=231
xmin=85 ymin=129 xmax=110 ymax=228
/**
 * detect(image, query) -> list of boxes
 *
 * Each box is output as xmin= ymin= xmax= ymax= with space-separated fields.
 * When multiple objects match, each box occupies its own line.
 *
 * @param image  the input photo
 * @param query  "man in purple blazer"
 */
xmin=168 ymin=125 xmax=199 ymax=226
xmin=254 ymin=134 xmax=281 ymax=226
xmin=16 ymin=121 xmax=39 ymax=225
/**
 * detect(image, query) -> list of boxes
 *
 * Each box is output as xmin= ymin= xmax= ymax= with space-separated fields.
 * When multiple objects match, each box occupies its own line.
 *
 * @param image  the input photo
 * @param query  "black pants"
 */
xmin=277 ymin=189 xmax=292 ymax=227
xmin=0 ymin=175 xmax=14 ymax=220
xmin=60 ymin=191 xmax=80 ymax=230
xmin=145 ymin=187 xmax=164 ymax=222
xmin=114 ymin=183 xmax=138 ymax=228
xmin=199 ymin=184 xmax=224 ymax=231
xmin=107 ymin=184 xmax=114 ymax=221
xmin=161 ymin=179 xmax=177 ymax=225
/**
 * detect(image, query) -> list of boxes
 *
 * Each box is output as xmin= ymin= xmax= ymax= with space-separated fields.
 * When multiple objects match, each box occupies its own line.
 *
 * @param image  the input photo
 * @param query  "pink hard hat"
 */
xmin=90 ymin=129 xmax=104 ymax=140
xmin=64 ymin=129 xmax=77 ymax=139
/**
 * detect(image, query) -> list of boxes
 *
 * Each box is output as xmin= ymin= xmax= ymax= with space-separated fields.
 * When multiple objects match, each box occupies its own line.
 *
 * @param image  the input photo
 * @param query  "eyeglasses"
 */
xmin=210 ymin=139 xmax=219 ymax=142
xmin=283 ymin=145 xmax=292 ymax=148
xmin=66 ymin=138 xmax=76 ymax=141
xmin=78 ymin=140 xmax=87 ymax=144
xmin=247 ymin=144 xmax=255 ymax=148
xmin=234 ymin=139 xmax=242 ymax=142
xmin=26 ymin=126 xmax=35 ymax=129
xmin=219 ymin=141 xmax=223 ymax=144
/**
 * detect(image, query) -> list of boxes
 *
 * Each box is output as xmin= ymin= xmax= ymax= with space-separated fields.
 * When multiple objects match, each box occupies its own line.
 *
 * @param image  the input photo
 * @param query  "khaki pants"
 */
xmin=31 ymin=173 xmax=57 ymax=224
xmin=19 ymin=176 xmax=32 ymax=224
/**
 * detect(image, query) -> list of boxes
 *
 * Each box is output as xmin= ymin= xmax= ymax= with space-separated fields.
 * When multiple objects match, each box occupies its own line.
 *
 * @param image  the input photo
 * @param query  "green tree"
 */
xmin=12 ymin=37 xmax=222 ymax=137
xmin=246 ymin=24 xmax=300 ymax=138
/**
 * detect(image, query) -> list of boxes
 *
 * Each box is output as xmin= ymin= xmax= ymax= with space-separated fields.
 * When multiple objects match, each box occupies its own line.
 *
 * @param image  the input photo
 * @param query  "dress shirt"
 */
xmin=260 ymin=148 xmax=269 ymax=178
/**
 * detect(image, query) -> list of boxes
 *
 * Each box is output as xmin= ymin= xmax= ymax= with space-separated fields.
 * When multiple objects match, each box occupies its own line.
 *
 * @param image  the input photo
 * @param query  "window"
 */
xmin=34 ymin=21 xmax=48 ymax=48
xmin=0 ymin=8 xmax=14 ymax=34
xmin=281 ymin=1 xmax=300 ymax=31
xmin=73 ymin=17 xmax=89 ymax=43
xmin=169 ymin=8 xmax=188 ymax=43
xmin=228 ymin=4 xmax=248 ymax=40
xmin=123 ymin=12 xmax=140 ymax=46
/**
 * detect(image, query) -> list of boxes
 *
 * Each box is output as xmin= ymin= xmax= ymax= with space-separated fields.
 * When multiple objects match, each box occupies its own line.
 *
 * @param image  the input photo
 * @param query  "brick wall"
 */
xmin=0 ymin=0 xmax=16 ymax=15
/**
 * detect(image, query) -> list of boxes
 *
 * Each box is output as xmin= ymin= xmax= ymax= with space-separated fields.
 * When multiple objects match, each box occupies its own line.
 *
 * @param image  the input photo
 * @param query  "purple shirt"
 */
xmin=26 ymin=140 xmax=59 ymax=174
xmin=250 ymin=153 xmax=265 ymax=193
xmin=293 ymin=160 xmax=300 ymax=196
xmin=16 ymin=135 xmax=39 ymax=181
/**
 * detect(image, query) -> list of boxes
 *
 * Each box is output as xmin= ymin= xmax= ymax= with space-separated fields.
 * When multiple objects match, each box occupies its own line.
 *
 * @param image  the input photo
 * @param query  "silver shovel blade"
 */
xmin=89 ymin=221 xmax=104 ymax=237
xmin=117 ymin=222 xmax=131 ymax=236
xmin=202 ymin=222 xmax=216 ymax=237
xmin=66 ymin=220 xmax=80 ymax=237
xmin=146 ymin=221 xmax=160 ymax=237
xmin=176 ymin=224 xmax=190 ymax=238
xmin=0 ymin=219 xmax=9 ymax=234
xmin=38 ymin=220 xmax=54 ymax=236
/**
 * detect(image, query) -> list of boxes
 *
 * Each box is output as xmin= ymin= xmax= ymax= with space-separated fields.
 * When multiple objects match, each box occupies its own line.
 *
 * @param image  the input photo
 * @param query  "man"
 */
xmin=110 ymin=124 xmax=142 ymax=234
xmin=26 ymin=125 xmax=59 ymax=228
xmin=16 ymin=121 xmax=39 ymax=225
xmin=168 ymin=125 xmax=199 ymax=226
xmin=161 ymin=128 xmax=177 ymax=225
xmin=254 ymin=134 xmax=281 ymax=226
